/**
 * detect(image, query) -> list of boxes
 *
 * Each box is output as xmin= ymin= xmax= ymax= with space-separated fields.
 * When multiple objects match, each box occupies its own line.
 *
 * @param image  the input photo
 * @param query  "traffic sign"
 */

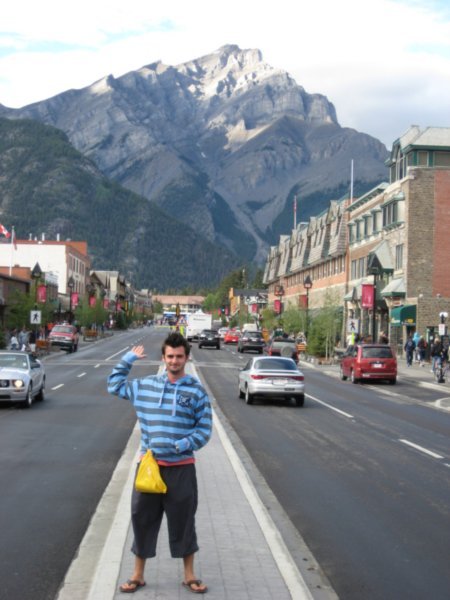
xmin=30 ymin=310 xmax=41 ymax=325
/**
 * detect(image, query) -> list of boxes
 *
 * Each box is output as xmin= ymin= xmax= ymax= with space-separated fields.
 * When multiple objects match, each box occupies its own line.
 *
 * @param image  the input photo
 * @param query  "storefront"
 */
xmin=389 ymin=304 xmax=416 ymax=356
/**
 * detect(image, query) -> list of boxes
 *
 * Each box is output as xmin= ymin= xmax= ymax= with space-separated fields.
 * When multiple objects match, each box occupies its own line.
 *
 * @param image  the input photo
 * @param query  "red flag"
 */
xmin=0 ymin=223 xmax=10 ymax=238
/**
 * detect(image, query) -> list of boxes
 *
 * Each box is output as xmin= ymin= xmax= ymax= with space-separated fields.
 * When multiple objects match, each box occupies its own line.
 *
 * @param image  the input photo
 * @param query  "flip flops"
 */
xmin=119 ymin=579 xmax=146 ymax=593
xmin=182 ymin=579 xmax=208 ymax=594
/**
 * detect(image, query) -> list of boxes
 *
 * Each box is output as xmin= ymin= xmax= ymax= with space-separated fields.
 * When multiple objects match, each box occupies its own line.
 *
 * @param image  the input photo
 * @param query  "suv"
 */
xmin=49 ymin=324 xmax=79 ymax=353
xmin=237 ymin=331 xmax=265 ymax=354
xmin=340 ymin=344 xmax=397 ymax=384
xmin=198 ymin=329 xmax=221 ymax=349
xmin=265 ymin=337 xmax=299 ymax=363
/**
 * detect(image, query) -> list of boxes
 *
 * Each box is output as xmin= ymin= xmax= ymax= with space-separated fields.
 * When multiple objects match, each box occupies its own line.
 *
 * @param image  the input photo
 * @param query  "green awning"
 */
xmin=390 ymin=304 xmax=416 ymax=326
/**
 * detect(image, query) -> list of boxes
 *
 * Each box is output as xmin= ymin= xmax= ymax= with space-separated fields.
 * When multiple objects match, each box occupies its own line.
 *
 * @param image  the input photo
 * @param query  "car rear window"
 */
xmin=254 ymin=358 xmax=297 ymax=370
xmin=362 ymin=347 xmax=394 ymax=359
xmin=272 ymin=340 xmax=295 ymax=349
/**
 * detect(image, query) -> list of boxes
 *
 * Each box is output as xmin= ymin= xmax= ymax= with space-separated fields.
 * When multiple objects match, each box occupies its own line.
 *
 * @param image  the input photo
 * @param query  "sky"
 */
xmin=1 ymin=0 xmax=450 ymax=149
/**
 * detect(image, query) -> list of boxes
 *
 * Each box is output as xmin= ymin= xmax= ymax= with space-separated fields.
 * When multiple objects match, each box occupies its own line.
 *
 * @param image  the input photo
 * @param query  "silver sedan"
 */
xmin=0 ymin=351 xmax=46 ymax=408
xmin=238 ymin=356 xmax=305 ymax=406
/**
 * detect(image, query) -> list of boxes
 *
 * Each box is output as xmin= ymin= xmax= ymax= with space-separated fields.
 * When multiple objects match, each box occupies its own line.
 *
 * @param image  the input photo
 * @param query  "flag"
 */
xmin=0 ymin=223 xmax=10 ymax=238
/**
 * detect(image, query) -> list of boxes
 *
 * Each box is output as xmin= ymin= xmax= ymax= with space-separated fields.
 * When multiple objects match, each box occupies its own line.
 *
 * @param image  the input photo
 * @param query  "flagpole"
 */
xmin=9 ymin=226 xmax=15 ymax=276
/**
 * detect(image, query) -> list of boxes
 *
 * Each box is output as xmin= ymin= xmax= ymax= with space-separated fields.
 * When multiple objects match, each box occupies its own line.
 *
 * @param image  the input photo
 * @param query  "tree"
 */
xmin=307 ymin=290 xmax=342 ymax=358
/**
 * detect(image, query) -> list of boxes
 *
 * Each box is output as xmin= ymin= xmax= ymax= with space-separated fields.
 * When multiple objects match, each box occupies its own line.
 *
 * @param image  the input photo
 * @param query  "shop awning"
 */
xmin=367 ymin=240 xmax=394 ymax=274
xmin=381 ymin=278 xmax=406 ymax=298
xmin=390 ymin=304 xmax=416 ymax=326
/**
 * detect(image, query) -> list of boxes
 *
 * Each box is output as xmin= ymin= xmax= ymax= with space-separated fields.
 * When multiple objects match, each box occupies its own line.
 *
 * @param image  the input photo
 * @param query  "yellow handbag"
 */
xmin=135 ymin=450 xmax=167 ymax=493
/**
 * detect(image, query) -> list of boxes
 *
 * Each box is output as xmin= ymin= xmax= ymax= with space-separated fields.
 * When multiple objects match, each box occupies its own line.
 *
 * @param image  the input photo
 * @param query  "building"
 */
xmin=228 ymin=288 xmax=268 ymax=321
xmin=264 ymin=125 xmax=450 ymax=355
xmin=346 ymin=126 xmax=450 ymax=352
xmin=0 ymin=236 xmax=91 ymax=298
xmin=153 ymin=295 xmax=205 ymax=317
xmin=263 ymin=198 xmax=348 ymax=315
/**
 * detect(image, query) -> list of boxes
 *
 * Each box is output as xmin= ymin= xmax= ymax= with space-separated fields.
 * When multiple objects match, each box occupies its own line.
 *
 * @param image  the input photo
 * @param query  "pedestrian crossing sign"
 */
xmin=30 ymin=310 xmax=41 ymax=324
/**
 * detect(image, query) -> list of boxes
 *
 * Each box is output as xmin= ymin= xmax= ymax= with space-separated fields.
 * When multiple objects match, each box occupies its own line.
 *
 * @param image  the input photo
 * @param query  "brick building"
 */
xmin=264 ymin=125 xmax=450 ymax=354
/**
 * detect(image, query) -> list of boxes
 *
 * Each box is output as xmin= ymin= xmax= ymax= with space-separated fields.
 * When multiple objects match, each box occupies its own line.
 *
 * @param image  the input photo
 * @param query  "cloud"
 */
xmin=1 ymin=0 xmax=450 ymax=147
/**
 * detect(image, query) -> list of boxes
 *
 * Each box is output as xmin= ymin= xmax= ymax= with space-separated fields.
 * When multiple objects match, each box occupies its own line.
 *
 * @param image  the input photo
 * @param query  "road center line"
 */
xmin=51 ymin=384 xmax=64 ymax=390
xmin=306 ymin=393 xmax=355 ymax=419
xmin=106 ymin=347 xmax=129 ymax=361
xmin=399 ymin=439 xmax=444 ymax=459
xmin=77 ymin=372 xmax=86 ymax=378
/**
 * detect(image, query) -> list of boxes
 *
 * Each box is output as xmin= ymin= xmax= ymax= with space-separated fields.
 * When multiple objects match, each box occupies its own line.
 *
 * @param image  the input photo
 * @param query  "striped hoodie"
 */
xmin=107 ymin=351 xmax=212 ymax=462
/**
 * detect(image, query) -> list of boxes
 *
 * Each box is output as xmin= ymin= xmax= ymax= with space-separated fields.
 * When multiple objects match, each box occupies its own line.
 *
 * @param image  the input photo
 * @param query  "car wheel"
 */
xmin=388 ymin=378 xmax=397 ymax=385
xmin=216 ymin=344 xmax=220 ymax=350
xmin=198 ymin=344 xmax=203 ymax=349
xmin=351 ymin=370 xmax=359 ymax=384
xmin=294 ymin=395 xmax=305 ymax=407
xmin=74 ymin=343 xmax=78 ymax=352
xmin=238 ymin=384 xmax=244 ymax=399
xmin=340 ymin=366 xmax=347 ymax=381
xmin=36 ymin=381 xmax=45 ymax=402
xmin=22 ymin=386 xmax=33 ymax=409
xmin=245 ymin=386 xmax=254 ymax=405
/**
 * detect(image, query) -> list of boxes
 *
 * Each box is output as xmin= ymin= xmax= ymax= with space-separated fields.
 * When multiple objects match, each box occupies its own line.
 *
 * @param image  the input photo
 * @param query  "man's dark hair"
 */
xmin=162 ymin=332 xmax=190 ymax=357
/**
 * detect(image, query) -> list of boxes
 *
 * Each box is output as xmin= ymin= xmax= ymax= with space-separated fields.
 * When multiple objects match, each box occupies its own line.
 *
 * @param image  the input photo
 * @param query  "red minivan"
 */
xmin=340 ymin=344 xmax=397 ymax=384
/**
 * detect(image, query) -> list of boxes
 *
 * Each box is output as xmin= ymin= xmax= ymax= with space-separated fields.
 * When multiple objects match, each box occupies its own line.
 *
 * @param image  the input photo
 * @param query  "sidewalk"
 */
xmin=56 ymin=360 xmax=337 ymax=600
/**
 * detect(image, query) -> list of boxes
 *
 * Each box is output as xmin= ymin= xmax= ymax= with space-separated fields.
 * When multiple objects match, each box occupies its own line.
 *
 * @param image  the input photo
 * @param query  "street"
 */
xmin=192 ymin=339 xmax=450 ymax=600
xmin=0 ymin=327 xmax=449 ymax=600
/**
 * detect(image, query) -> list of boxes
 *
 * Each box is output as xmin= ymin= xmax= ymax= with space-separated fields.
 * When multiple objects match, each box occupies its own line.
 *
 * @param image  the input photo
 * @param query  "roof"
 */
xmin=396 ymin=126 xmax=450 ymax=151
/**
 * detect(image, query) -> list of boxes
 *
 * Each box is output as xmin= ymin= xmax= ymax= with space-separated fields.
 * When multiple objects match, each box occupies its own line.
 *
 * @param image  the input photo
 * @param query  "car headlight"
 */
xmin=13 ymin=379 xmax=25 ymax=389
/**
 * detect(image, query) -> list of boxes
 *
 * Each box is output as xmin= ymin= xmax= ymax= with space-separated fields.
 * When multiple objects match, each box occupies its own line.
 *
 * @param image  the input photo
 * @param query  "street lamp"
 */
xmin=67 ymin=276 xmax=75 ymax=323
xmin=303 ymin=275 xmax=313 ymax=339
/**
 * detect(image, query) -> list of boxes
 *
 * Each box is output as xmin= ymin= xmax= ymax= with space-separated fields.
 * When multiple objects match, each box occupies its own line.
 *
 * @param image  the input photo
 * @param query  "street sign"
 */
xmin=438 ymin=323 xmax=447 ymax=336
xmin=347 ymin=318 xmax=359 ymax=333
xmin=30 ymin=310 xmax=41 ymax=325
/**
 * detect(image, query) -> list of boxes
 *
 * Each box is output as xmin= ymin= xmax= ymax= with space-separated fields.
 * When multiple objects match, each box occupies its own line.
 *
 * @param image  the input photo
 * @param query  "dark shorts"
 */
xmin=131 ymin=463 xmax=199 ymax=559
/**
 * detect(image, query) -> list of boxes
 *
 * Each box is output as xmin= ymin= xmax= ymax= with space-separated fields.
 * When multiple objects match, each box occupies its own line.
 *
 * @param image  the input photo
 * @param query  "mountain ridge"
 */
xmin=0 ymin=44 xmax=389 ymax=264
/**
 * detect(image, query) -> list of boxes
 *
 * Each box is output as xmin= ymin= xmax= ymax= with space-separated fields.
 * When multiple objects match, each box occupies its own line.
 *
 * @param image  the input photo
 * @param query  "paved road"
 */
xmin=191 ymin=341 xmax=450 ymax=600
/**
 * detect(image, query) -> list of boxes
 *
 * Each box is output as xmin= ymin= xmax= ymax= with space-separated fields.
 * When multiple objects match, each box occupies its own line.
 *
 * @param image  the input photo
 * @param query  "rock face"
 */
xmin=1 ymin=44 xmax=389 ymax=262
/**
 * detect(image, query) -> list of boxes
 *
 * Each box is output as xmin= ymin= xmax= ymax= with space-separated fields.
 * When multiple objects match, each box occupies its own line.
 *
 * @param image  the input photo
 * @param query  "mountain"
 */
xmin=0 ymin=44 xmax=389 ymax=263
xmin=0 ymin=118 xmax=238 ymax=289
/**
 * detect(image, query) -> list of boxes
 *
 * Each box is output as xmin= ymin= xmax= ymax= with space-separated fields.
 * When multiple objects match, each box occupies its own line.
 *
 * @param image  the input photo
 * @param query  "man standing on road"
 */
xmin=107 ymin=332 xmax=212 ymax=594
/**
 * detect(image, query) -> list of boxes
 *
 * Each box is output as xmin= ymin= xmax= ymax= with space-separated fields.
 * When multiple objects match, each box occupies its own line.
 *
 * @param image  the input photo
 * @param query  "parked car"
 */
xmin=224 ymin=329 xmax=241 ymax=344
xmin=198 ymin=329 xmax=221 ymax=349
xmin=340 ymin=343 xmax=397 ymax=384
xmin=238 ymin=356 xmax=305 ymax=406
xmin=237 ymin=331 xmax=265 ymax=354
xmin=265 ymin=337 xmax=299 ymax=363
xmin=0 ymin=351 xmax=46 ymax=408
xmin=49 ymin=324 xmax=79 ymax=352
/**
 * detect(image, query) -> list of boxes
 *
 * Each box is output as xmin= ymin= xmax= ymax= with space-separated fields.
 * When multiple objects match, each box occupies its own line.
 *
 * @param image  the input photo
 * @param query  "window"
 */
xmin=382 ymin=201 xmax=398 ymax=227
xmin=435 ymin=152 xmax=450 ymax=167
xmin=358 ymin=257 xmax=365 ymax=277
xmin=348 ymin=224 xmax=355 ymax=243
xmin=351 ymin=260 xmax=357 ymax=280
xmin=395 ymin=244 xmax=403 ymax=270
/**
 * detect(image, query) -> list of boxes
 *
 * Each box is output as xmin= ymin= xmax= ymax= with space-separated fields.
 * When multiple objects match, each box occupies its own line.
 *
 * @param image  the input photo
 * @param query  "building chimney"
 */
xmin=42 ymin=233 xmax=45 ymax=241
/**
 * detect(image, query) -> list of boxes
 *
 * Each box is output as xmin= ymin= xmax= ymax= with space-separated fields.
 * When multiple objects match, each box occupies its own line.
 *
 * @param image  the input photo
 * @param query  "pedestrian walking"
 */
xmin=107 ymin=332 xmax=212 ymax=595
xmin=417 ymin=336 xmax=427 ymax=367
xmin=9 ymin=330 xmax=19 ymax=350
xmin=404 ymin=335 xmax=415 ymax=367
xmin=430 ymin=336 xmax=442 ymax=373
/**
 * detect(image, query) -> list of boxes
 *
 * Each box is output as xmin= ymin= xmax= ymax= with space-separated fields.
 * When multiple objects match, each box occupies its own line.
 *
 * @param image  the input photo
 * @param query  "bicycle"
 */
xmin=434 ymin=359 xmax=449 ymax=383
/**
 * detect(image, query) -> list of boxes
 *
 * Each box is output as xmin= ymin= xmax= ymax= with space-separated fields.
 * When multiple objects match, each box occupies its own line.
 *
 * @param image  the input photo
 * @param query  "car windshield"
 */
xmin=362 ymin=347 xmax=394 ymax=359
xmin=52 ymin=326 xmax=73 ymax=333
xmin=0 ymin=355 xmax=28 ymax=369
xmin=254 ymin=358 xmax=297 ymax=371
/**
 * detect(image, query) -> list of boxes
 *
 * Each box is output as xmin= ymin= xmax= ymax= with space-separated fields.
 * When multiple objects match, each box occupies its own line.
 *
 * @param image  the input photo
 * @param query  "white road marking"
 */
xmin=77 ymin=372 xmax=86 ymax=378
xmin=399 ymin=439 xmax=444 ymax=459
xmin=306 ymin=393 xmax=355 ymax=419
xmin=105 ymin=347 xmax=129 ymax=361
xmin=94 ymin=364 xmax=100 ymax=368
xmin=51 ymin=384 xmax=64 ymax=390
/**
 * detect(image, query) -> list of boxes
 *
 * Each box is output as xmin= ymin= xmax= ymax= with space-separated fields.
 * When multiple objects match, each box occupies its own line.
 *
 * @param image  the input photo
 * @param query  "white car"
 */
xmin=0 ymin=351 xmax=46 ymax=408
xmin=218 ymin=327 xmax=229 ymax=339
xmin=238 ymin=356 xmax=305 ymax=406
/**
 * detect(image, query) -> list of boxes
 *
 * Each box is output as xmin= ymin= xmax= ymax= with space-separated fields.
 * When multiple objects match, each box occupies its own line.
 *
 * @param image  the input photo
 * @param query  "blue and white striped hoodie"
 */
xmin=107 ymin=351 xmax=212 ymax=462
